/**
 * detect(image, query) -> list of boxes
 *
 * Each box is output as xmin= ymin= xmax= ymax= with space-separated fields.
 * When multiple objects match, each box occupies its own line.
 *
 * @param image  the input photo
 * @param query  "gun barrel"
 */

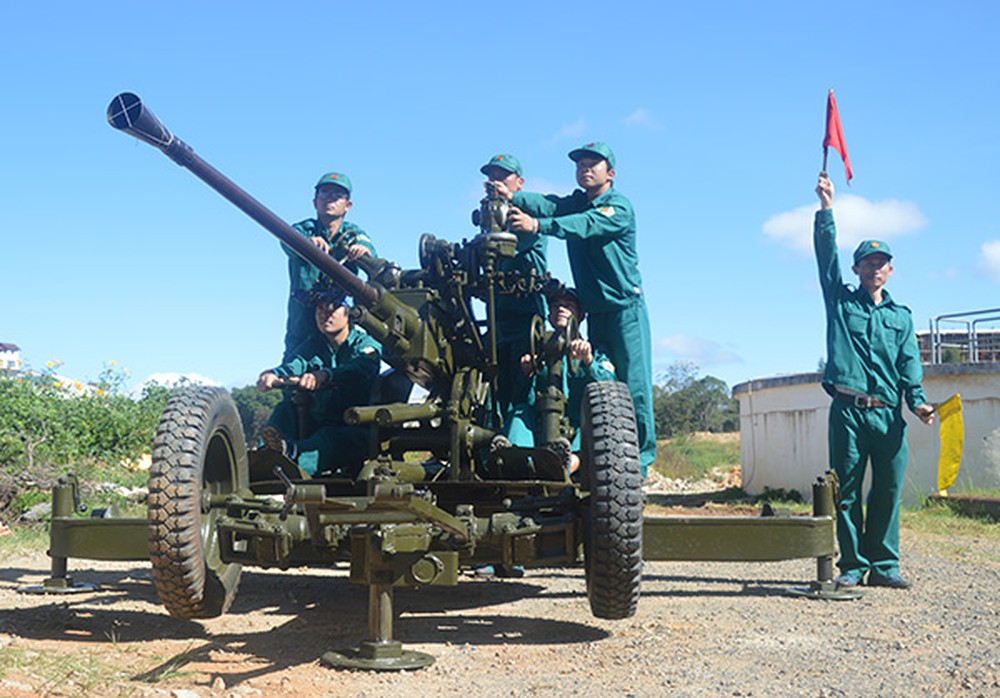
xmin=106 ymin=93 xmax=378 ymax=307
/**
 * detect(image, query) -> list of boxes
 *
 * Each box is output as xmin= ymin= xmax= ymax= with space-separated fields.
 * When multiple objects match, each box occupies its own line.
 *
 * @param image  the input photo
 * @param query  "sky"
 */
xmin=3 ymin=1 xmax=999 ymax=394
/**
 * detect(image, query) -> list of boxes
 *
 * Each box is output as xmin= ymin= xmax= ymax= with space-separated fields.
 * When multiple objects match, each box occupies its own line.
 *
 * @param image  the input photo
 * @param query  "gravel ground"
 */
xmin=1 ymin=513 xmax=998 ymax=697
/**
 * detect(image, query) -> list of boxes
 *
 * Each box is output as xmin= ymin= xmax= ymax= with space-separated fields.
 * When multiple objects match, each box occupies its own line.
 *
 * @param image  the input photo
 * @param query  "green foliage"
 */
xmin=759 ymin=486 xmax=805 ymax=504
xmin=903 ymin=502 xmax=1000 ymax=552
xmin=652 ymin=432 xmax=740 ymax=481
xmin=940 ymin=346 xmax=964 ymax=364
xmin=0 ymin=364 xmax=168 ymax=520
xmin=653 ymin=362 xmax=739 ymax=438
xmin=231 ymin=383 xmax=282 ymax=446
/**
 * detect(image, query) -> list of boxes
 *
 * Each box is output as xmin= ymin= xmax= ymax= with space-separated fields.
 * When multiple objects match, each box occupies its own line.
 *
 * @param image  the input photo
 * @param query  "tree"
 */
xmin=0 ymin=368 xmax=168 ymax=473
xmin=652 ymin=362 xmax=739 ymax=438
xmin=231 ymin=384 xmax=283 ymax=446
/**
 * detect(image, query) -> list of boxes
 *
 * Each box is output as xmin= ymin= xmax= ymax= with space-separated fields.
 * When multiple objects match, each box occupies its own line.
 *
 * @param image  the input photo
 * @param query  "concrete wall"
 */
xmin=733 ymin=363 xmax=1000 ymax=505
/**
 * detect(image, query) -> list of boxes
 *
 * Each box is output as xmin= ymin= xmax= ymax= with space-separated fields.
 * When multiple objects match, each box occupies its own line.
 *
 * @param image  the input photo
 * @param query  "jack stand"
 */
xmin=788 ymin=472 xmax=863 ymax=601
xmin=20 ymin=555 xmax=99 ymax=595
xmin=20 ymin=475 xmax=99 ymax=595
xmin=322 ymin=578 xmax=435 ymax=671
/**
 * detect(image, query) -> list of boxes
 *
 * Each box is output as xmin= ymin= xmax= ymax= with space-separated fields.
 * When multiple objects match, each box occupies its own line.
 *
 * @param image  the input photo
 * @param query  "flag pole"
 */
xmin=821 ymin=88 xmax=832 ymax=175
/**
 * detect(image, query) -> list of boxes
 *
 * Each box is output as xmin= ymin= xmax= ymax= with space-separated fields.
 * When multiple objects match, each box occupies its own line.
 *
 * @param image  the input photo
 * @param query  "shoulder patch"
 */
xmin=361 ymin=346 xmax=376 ymax=354
xmin=597 ymin=206 xmax=616 ymax=217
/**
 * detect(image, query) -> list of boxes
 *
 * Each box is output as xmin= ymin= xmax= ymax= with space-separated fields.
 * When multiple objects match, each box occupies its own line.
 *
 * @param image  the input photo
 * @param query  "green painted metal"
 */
xmin=48 ymin=516 xmax=149 ymax=561
xmin=642 ymin=515 xmax=835 ymax=561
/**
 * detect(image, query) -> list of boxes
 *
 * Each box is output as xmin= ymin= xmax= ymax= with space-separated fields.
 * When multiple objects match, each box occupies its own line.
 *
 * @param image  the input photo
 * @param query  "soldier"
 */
xmin=491 ymin=142 xmax=656 ymax=476
xmin=506 ymin=286 xmax=616 ymax=474
xmin=283 ymin=172 xmax=377 ymax=361
xmin=258 ymin=281 xmax=381 ymax=477
xmin=814 ymin=172 xmax=934 ymax=590
xmin=479 ymin=154 xmax=548 ymax=425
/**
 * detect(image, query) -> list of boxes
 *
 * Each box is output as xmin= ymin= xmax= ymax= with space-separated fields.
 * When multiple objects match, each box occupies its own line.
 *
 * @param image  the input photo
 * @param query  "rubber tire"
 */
xmin=580 ymin=381 xmax=643 ymax=620
xmin=147 ymin=386 xmax=248 ymax=618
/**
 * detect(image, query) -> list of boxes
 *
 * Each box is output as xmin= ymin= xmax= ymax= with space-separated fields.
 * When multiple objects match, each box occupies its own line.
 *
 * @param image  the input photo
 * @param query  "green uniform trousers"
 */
xmin=588 ymin=296 xmax=656 ymax=475
xmin=268 ymin=399 xmax=370 ymax=477
xmin=828 ymin=399 xmax=908 ymax=578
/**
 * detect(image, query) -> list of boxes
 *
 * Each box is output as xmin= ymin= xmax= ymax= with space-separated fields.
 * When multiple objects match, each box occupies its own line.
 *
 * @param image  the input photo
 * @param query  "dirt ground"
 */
xmin=2 ymin=504 xmax=999 ymax=698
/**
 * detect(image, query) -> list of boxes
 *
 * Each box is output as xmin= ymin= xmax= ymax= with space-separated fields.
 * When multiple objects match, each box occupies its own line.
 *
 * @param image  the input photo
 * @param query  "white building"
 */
xmin=0 ymin=342 xmax=21 ymax=371
xmin=733 ymin=363 xmax=1000 ymax=506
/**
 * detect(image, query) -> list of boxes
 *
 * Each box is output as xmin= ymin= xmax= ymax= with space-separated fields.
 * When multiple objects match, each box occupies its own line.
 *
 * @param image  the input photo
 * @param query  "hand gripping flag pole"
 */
xmin=823 ymin=89 xmax=854 ymax=184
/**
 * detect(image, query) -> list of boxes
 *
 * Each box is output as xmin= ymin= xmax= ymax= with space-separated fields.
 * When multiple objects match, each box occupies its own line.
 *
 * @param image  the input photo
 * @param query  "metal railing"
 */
xmin=929 ymin=308 xmax=1000 ymax=363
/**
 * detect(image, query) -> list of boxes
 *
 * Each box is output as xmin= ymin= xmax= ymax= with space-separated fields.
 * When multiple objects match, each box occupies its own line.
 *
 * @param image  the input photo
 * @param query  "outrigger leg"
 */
xmin=20 ymin=476 xmax=98 ymax=595
xmin=787 ymin=471 xmax=862 ymax=601
xmin=321 ymin=574 xmax=435 ymax=671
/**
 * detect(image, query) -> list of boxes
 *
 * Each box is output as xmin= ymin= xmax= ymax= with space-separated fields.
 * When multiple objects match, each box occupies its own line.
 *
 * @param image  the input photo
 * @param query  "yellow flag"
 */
xmin=936 ymin=394 xmax=964 ymax=495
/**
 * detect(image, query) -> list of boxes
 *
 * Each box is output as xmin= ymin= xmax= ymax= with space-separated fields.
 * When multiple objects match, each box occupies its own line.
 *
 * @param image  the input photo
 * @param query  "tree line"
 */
xmin=0 ymin=361 xmax=738 ymax=479
xmin=652 ymin=362 xmax=739 ymax=439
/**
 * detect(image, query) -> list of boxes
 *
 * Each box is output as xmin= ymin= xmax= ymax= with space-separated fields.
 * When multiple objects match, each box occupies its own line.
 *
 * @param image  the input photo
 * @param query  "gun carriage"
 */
xmin=29 ymin=93 xmax=846 ymax=673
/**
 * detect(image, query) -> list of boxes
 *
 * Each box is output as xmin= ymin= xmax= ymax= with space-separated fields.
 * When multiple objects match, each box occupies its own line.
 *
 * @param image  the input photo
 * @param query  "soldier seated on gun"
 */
xmin=505 ymin=285 xmax=616 ymax=474
xmin=257 ymin=280 xmax=381 ymax=477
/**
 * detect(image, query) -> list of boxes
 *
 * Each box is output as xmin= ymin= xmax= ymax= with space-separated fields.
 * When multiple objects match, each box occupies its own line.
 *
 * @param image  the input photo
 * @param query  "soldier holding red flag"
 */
xmin=814 ymin=172 xmax=934 ymax=590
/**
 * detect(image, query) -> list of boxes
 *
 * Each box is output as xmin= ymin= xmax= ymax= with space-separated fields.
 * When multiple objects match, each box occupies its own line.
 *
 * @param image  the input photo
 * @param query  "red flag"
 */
xmin=823 ymin=89 xmax=853 ymax=184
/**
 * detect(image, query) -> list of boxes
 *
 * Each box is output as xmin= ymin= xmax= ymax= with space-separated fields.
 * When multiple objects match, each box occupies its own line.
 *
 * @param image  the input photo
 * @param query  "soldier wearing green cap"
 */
xmin=489 ymin=142 xmax=656 ymax=476
xmin=814 ymin=172 xmax=934 ymax=590
xmin=282 ymin=171 xmax=377 ymax=361
xmin=505 ymin=285 xmax=616 ymax=473
xmin=478 ymin=154 xmax=548 ymax=423
xmin=258 ymin=280 xmax=381 ymax=477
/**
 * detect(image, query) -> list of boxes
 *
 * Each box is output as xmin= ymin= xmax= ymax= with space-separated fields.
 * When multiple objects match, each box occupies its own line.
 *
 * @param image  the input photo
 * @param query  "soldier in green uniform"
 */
xmin=505 ymin=286 xmax=617 ymax=474
xmin=283 ymin=172 xmax=377 ymax=361
xmin=258 ymin=282 xmax=381 ymax=477
xmin=814 ymin=173 xmax=934 ymax=589
xmin=491 ymin=142 xmax=656 ymax=476
xmin=478 ymin=154 xmax=548 ymax=425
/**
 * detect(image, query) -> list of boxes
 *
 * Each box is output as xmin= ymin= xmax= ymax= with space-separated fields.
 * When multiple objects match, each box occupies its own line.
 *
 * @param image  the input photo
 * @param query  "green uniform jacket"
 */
xmin=283 ymin=218 xmax=377 ymax=358
xmin=814 ymin=209 xmax=927 ymax=411
xmin=512 ymin=187 xmax=643 ymax=313
xmin=272 ymin=326 xmax=381 ymax=425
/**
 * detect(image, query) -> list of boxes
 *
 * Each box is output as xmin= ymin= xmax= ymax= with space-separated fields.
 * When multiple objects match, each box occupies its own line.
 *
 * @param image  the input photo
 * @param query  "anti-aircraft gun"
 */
xmin=28 ymin=94 xmax=845 ymax=673
xmin=103 ymin=93 xmax=644 ymax=668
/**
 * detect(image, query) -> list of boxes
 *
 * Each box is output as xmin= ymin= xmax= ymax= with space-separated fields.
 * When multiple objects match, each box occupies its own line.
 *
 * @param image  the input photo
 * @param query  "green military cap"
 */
xmin=568 ymin=141 xmax=616 ymax=169
xmin=853 ymin=239 xmax=893 ymax=264
xmin=480 ymin=154 xmax=523 ymax=177
xmin=545 ymin=283 xmax=585 ymax=318
xmin=315 ymin=172 xmax=352 ymax=196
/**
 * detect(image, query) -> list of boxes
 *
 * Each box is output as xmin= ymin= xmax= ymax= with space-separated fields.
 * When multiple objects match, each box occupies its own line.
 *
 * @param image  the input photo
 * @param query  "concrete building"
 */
xmin=733 ymin=363 xmax=1000 ymax=506
xmin=0 ymin=342 xmax=21 ymax=371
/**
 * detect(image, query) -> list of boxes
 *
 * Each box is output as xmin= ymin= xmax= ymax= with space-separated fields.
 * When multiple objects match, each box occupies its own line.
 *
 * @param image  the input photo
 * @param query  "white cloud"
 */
xmin=623 ymin=108 xmax=660 ymax=130
xmin=553 ymin=117 xmax=587 ymax=141
xmin=762 ymin=194 xmax=928 ymax=254
xmin=523 ymin=177 xmax=574 ymax=196
xmin=928 ymin=267 xmax=961 ymax=282
xmin=980 ymin=241 xmax=1000 ymax=282
xmin=143 ymin=372 xmax=223 ymax=389
xmin=653 ymin=334 xmax=743 ymax=368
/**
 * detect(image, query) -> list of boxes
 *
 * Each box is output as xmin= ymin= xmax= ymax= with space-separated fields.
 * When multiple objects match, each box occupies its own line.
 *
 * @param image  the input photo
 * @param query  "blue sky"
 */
xmin=3 ymin=1 xmax=998 ymax=393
